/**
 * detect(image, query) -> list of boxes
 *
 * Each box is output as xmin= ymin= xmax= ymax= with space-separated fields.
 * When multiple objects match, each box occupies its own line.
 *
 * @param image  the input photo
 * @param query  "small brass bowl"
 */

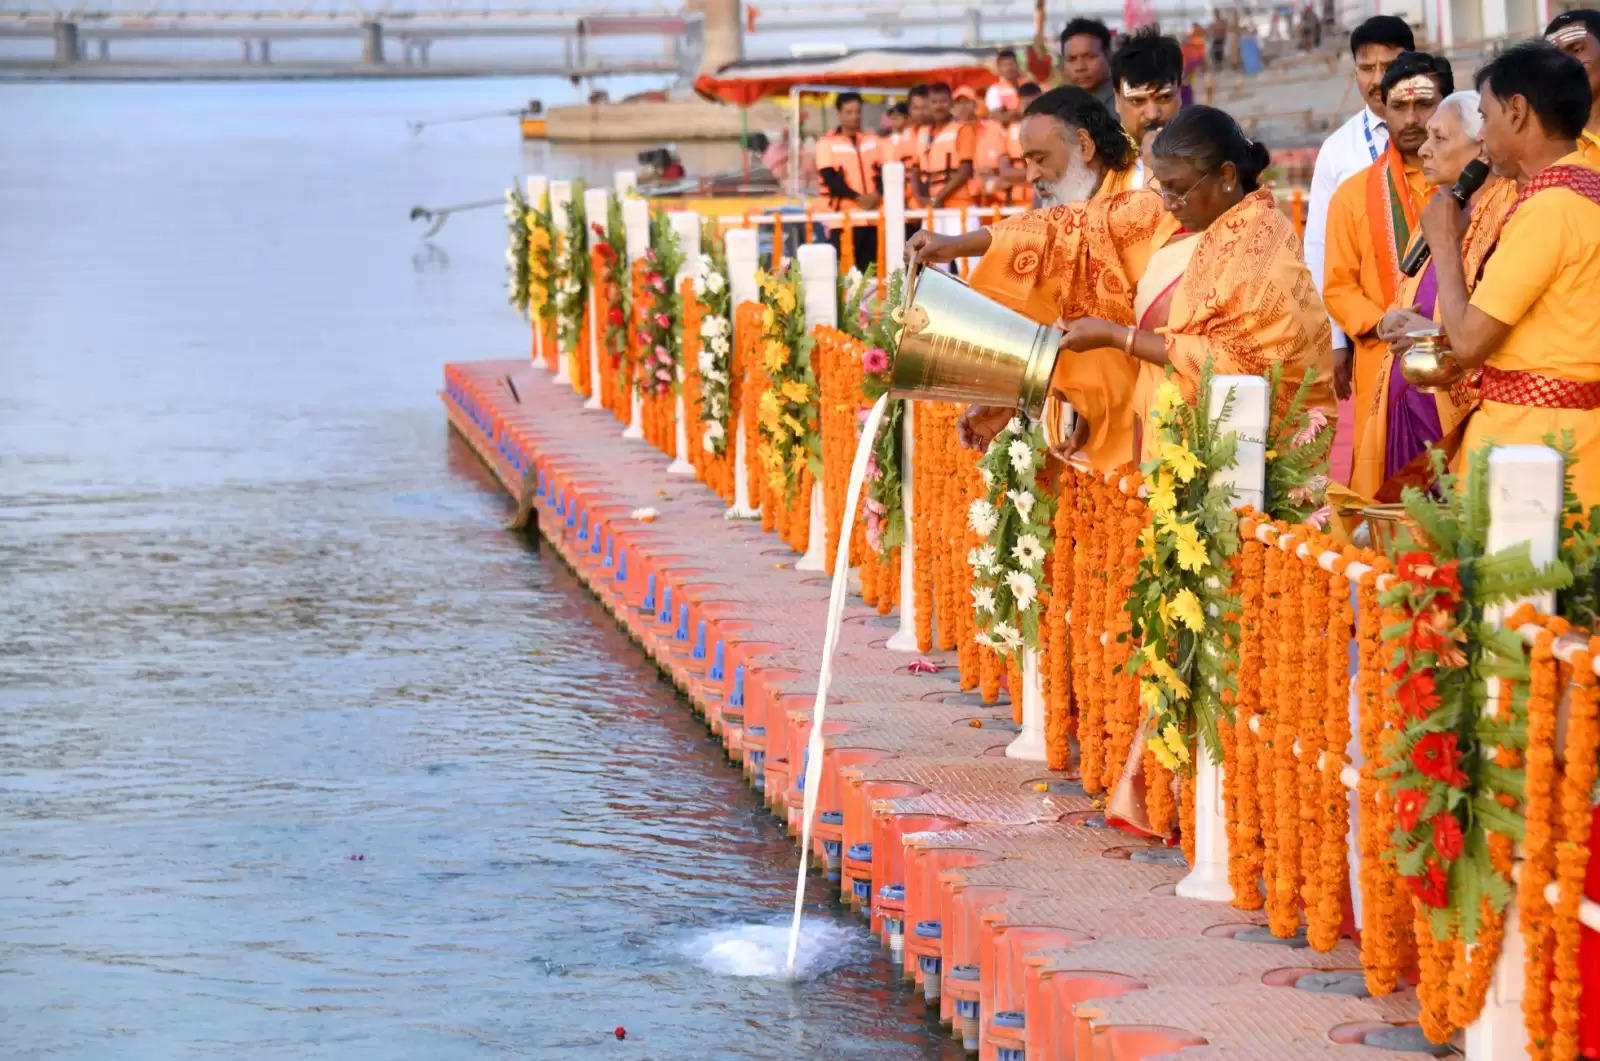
xmin=1358 ymin=503 xmax=1416 ymax=554
xmin=1399 ymin=328 xmax=1463 ymax=393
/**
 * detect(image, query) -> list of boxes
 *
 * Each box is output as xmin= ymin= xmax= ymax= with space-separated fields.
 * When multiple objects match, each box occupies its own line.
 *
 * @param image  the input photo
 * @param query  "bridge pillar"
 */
xmin=963 ymin=7 xmax=982 ymax=45
xmin=361 ymin=20 xmax=384 ymax=66
xmin=241 ymin=39 xmax=253 ymax=63
xmin=97 ymin=38 xmax=109 ymax=60
xmin=417 ymin=40 xmax=429 ymax=66
xmin=53 ymin=20 xmax=80 ymax=65
xmin=260 ymin=39 xmax=271 ymax=63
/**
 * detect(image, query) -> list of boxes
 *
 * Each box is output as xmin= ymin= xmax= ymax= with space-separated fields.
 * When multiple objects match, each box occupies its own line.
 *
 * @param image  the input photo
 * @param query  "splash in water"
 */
xmin=680 ymin=921 xmax=859 ymax=980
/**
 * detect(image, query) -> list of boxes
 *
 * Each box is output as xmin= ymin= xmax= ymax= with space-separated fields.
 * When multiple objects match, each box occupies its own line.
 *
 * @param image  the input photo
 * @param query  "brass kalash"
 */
xmin=887 ymin=264 xmax=1064 ymax=418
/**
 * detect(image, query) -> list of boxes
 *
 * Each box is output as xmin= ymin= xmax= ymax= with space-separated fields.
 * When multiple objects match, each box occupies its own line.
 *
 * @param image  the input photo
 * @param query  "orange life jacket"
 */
xmin=919 ymin=120 xmax=977 ymax=209
xmin=813 ymin=129 xmax=880 ymax=213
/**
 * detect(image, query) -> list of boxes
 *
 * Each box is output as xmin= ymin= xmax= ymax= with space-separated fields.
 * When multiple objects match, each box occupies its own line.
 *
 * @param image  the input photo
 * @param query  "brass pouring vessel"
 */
xmin=1399 ymin=327 xmax=1465 ymax=394
xmin=887 ymin=264 xmax=1063 ymax=419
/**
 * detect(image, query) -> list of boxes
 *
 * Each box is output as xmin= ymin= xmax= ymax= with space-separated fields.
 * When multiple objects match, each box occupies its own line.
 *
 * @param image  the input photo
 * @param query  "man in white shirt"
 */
xmin=1303 ymin=16 xmax=1414 ymax=391
xmin=1301 ymin=14 xmax=1412 ymax=481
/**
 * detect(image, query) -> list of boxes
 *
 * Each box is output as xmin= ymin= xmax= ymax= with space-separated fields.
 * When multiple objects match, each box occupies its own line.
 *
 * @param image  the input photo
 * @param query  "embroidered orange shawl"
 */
xmin=1161 ymin=188 xmax=1338 ymax=424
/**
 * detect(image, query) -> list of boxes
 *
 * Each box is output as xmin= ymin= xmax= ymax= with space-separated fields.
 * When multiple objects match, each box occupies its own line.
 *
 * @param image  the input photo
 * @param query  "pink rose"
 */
xmin=861 ymin=347 xmax=890 ymax=374
xmin=654 ymin=345 xmax=669 ymax=360
xmin=653 ymin=279 xmax=667 ymax=293
xmin=645 ymin=249 xmax=657 ymax=264
xmin=654 ymin=312 xmax=670 ymax=329
xmin=646 ymin=272 xmax=663 ymax=287
xmin=656 ymin=368 xmax=672 ymax=382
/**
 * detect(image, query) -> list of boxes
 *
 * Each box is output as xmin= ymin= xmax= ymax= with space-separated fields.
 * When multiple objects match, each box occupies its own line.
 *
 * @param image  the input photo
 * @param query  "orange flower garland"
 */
xmin=1044 ymin=471 xmax=1076 ymax=772
xmin=1553 ymin=637 xmax=1599 ymax=1059
xmin=913 ymin=405 xmax=936 ymax=654
xmin=1311 ymin=563 xmax=1354 ymax=951
xmin=1227 ymin=530 xmax=1266 ymax=909
xmin=1521 ymin=620 xmax=1561 ymax=1058
xmin=1296 ymin=545 xmax=1329 ymax=935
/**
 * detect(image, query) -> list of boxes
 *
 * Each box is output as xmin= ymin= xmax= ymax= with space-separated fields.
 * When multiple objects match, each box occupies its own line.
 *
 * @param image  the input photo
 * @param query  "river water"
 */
xmin=0 ymin=79 xmax=958 ymax=1059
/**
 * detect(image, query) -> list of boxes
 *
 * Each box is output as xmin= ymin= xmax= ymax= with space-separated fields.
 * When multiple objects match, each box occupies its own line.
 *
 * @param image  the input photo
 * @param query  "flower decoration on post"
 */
xmin=1123 ymin=368 xmax=1242 ymax=770
xmin=858 ymin=269 xmax=907 ymax=556
xmin=554 ymin=182 xmax=592 ymax=360
xmin=525 ymin=191 xmax=557 ymax=331
xmin=754 ymin=261 xmax=820 ymax=505
xmin=969 ymin=416 xmax=1056 ymax=658
xmin=594 ymin=197 xmax=630 ymax=364
xmin=693 ymin=244 xmax=733 ymax=455
xmin=504 ymin=183 xmax=533 ymax=315
xmin=1262 ymin=364 xmax=1334 ymax=525
xmin=837 ymin=267 xmax=872 ymax=342
xmin=635 ymin=208 xmax=684 ymax=398
xmin=1374 ymin=444 xmax=1578 ymax=1039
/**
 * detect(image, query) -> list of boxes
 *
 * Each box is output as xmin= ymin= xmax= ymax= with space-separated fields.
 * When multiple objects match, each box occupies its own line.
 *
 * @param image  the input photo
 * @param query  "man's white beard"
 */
xmin=1035 ymin=147 xmax=1099 ymax=206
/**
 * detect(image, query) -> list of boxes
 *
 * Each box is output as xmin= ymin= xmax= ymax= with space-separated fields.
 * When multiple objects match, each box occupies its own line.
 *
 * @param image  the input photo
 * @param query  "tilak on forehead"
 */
xmin=1120 ymin=79 xmax=1178 ymax=98
xmin=1547 ymin=24 xmax=1591 ymax=46
xmin=1390 ymin=74 xmax=1440 ymax=103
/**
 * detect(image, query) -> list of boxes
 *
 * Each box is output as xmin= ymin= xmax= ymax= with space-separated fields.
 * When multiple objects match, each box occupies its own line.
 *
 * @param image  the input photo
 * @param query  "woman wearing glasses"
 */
xmin=942 ymin=105 xmax=1336 ymax=464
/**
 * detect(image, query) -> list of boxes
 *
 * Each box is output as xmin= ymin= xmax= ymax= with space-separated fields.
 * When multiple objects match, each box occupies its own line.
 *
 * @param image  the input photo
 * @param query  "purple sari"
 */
xmin=1382 ymin=264 xmax=1444 ymax=483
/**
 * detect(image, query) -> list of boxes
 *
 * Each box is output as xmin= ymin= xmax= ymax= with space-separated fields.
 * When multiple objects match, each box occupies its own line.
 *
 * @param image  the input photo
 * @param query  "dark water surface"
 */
xmin=0 ymin=80 xmax=955 ymax=1059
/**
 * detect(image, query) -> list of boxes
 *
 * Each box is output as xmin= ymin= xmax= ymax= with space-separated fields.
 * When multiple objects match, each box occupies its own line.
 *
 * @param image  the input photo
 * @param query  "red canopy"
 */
xmin=694 ymin=48 xmax=998 ymax=107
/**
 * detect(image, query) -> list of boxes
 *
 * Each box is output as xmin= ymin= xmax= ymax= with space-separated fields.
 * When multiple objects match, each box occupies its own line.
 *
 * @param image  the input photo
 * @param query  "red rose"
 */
xmin=646 ymin=272 xmax=663 ymax=288
xmin=1395 ymin=788 xmax=1427 ymax=832
xmin=608 ymin=306 xmax=625 ymax=326
xmin=1407 ymin=857 xmax=1450 ymax=908
xmin=1411 ymin=732 xmax=1470 ymax=787
xmin=1429 ymin=559 xmax=1461 ymax=598
xmin=1430 ymin=812 xmax=1464 ymax=861
xmin=1396 ymin=668 xmax=1440 ymax=720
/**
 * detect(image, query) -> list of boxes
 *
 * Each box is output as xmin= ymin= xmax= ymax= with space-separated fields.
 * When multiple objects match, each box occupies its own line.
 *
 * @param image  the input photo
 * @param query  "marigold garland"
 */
xmin=1552 ymin=637 xmax=1599 ymax=1060
xmin=1045 ymin=471 xmax=1076 ymax=772
xmin=1226 ymin=530 xmax=1266 ymax=909
xmin=1521 ymin=622 xmax=1562 ymax=1059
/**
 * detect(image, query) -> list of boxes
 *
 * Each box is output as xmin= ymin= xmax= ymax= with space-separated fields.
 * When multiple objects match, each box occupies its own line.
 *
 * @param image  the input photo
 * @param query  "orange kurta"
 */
xmin=967 ymin=171 xmax=1171 ymax=472
xmin=1462 ymin=154 xmax=1600 ymax=508
xmin=1323 ymin=151 xmax=1433 ymax=464
xmin=1349 ymin=176 xmax=1518 ymax=499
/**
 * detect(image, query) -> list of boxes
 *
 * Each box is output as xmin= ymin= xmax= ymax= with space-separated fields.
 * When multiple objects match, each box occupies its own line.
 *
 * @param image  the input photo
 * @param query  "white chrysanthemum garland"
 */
xmin=553 ymin=184 xmax=593 ymax=361
xmin=968 ymin=416 xmax=1056 ymax=657
xmin=504 ymin=183 xmax=534 ymax=315
xmin=692 ymin=245 xmax=733 ymax=455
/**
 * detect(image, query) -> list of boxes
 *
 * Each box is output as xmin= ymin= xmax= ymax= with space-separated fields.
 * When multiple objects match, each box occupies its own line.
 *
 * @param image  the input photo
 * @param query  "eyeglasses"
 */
xmin=1156 ymin=168 xmax=1215 ymax=210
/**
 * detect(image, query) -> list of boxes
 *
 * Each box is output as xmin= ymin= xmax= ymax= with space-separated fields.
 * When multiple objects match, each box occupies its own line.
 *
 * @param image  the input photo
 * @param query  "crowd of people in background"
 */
xmin=838 ymin=10 xmax=1600 ymax=511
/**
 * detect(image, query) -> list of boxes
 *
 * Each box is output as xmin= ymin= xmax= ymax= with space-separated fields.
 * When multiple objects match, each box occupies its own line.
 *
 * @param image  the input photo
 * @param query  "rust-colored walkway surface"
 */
xmin=443 ymin=359 xmax=1445 ymax=1061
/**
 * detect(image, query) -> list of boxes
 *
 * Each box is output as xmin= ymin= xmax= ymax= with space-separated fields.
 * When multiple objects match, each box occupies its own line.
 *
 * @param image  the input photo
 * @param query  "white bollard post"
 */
xmin=525 ymin=175 xmax=549 ymax=370
xmin=1176 ymin=374 xmax=1267 ymax=903
xmin=666 ymin=210 xmax=701 ymax=476
xmin=793 ymin=241 xmax=837 ymax=572
xmin=613 ymin=169 xmax=638 ymax=197
xmin=1466 ymin=445 xmax=1565 ymax=1061
xmin=1005 ymin=648 xmax=1048 ymax=761
xmin=885 ymin=402 xmax=919 ymax=653
xmin=582 ymin=187 xmax=609 ymax=411
xmin=548 ymin=179 xmax=575 ymax=386
xmin=881 ymin=161 xmax=906 ymax=274
xmin=725 ymin=226 xmax=761 ymax=519
xmin=620 ymin=197 xmax=651 ymax=440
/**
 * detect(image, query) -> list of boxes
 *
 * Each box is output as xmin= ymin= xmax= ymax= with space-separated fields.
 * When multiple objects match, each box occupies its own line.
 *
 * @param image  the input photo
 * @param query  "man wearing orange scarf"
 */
xmin=1322 ymin=51 xmax=1452 ymax=477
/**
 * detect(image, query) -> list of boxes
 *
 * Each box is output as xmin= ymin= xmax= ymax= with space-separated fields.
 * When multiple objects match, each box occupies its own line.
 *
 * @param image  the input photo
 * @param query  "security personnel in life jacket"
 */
xmin=996 ymin=81 xmax=1043 ymax=205
xmin=914 ymin=81 xmax=978 ymax=211
xmin=814 ymin=91 xmax=883 ymax=268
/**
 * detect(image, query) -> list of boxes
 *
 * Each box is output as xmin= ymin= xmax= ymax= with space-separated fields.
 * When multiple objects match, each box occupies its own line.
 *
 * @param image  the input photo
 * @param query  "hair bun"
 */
xmin=1242 ymin=138 xmax=1272 ymax=185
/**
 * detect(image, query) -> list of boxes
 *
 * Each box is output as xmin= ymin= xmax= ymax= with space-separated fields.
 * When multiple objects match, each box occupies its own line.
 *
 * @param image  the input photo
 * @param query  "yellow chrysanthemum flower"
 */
xmin=1146 ymin=476 xmax=1177 ymax=517
xmin=758 ymin=390 xmax=782 ymax=429
xmin=775 ymin=286 xmax=796 ymax=315
xmin=1138 ymin=680 xmax=1163 ymax=712
xmin=1169 ymin=588 xmax=1206 ymax=632
xmin=1159 ymin=441 xmax=1203 ymax=484
xmin=761 ymin=307 xmax=776 ymax=332
xmin=781 ymin=413 xmax=806 ymax=435
xmin=1139 ymin=523 xmax=1158 ymax=559
xmin=1148 ymin=657 xmax=1191 ymax=700
xmin=1161 ymin=723 xmax=1192 ymax=765
xmin=1152 ymin=380 xmax=1184 ymax=418
xmin=780 ymin=379 xmax=812 ymax=404
xmin=1146 ymin=733 xmax=1179 ymax=771
xmin=1169 ymin=520 xmax=1207 ymax=574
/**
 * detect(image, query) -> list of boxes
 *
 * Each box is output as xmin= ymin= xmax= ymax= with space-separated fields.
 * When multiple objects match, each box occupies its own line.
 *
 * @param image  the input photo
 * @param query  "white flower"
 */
xmin=974 ymin=630 xmax=997 ymax=649
xmin=698 ymin=349 xmax=716 ymax=374
xmin=709 ymin=395 xmax=725 ymax=416
xmin=967 ymin=543 xmax=998 ymax=573
xmin=971 ymin=584 xmax=996 ymax=614
xmin=706 ymin=270 xmax=725 ymax=294
xmin=1007 ymin=438 xmax=1034 ymax=475
xmin=506 ymin=248 xmax=519 ymax=265
xmin=1009 ymin=489 xmax=1035 ymax=522
xmin=710 ymin=335 xmax=731 ymax=357
xmin=1005 ymin=570 xmax=1038 ymax=613
xmin=968 ymin=498 xmax=998 ymax=537
xmin=702 ymin=421 xmax=725 ymax=451
xmin=1011 ymin=533 xmax=1046 ymax=570
xmin=991 ymin=621 xmax=1024 ymax=651
xmin=979 ymin=466 xmax=994 ymax=490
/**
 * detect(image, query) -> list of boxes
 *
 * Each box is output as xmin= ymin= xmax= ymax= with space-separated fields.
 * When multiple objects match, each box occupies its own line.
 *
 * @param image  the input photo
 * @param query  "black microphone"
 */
xmin=1399 ymin=158 xmax=1490 ymax=277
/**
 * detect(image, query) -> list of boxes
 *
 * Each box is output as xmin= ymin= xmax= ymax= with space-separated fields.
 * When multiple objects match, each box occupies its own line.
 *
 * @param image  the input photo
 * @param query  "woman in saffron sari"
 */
xmin=957 ymin=106 xmax=1336 ymax=478
xmin=1351 ymin=90 xmax=1518 ymax=500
